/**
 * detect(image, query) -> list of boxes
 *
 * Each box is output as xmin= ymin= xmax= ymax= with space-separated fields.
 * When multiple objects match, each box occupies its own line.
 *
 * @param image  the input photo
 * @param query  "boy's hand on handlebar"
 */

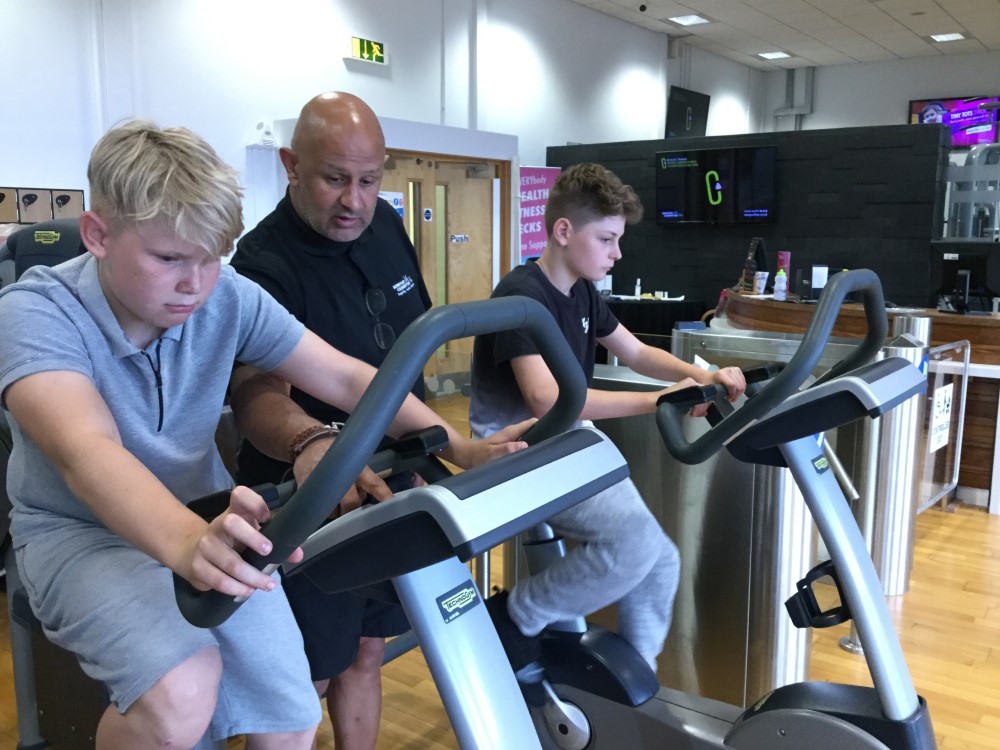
xmin=447 ymin=418 xmax=534 ymax=469
xmin=180 ymin=486 xmax=304 ymax=599
xmin=709 ymin=367 xmax=746 ymax=402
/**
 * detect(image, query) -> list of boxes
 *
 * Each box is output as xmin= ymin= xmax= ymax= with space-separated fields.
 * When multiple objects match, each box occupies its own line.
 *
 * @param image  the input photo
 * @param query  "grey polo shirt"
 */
xmin=0 ymin=254 xmax=305 ymax=545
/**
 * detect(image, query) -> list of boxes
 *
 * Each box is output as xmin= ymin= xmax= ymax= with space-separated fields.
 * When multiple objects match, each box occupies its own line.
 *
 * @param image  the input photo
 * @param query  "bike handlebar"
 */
xmin=656 ymin=269 xmax=888 ymax=465
xmin=175 ymin=296 xmax=588 ymax=628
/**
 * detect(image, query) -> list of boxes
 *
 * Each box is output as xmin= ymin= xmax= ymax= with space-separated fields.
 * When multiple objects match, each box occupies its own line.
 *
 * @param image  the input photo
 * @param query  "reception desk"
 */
xmin=724 ymin=293 xmax=1000 ymax=513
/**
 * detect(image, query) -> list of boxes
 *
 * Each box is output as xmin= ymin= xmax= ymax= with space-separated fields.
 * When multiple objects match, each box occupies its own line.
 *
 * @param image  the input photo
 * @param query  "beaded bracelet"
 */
xmin=288 ymin=422 xmax=342 ymax=463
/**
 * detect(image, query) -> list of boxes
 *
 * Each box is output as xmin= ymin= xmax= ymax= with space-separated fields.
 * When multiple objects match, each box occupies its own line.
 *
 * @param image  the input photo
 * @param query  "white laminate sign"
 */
xmin=929 ymin=383 xmax=954 ymax=453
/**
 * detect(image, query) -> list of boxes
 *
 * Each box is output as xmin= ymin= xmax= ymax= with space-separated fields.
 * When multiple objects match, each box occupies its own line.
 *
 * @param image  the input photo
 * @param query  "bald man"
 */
xmin=228 ymin=92 xmax=432 ymax=749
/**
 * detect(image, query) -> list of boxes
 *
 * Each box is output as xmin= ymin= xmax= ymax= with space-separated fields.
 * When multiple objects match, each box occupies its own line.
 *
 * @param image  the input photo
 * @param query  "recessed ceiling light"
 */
xmin=759 ymin=51 xmax=791 ymax=60
xmin=669 ymin=15 xmax=710 ymax=26
xmin=931 ymin=32 xmax=965 ymax=42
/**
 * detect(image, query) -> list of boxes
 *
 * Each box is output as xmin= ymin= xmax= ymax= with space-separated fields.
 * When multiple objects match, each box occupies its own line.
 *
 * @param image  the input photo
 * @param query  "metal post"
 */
xmin=746 ymin=463 xmax=815 ymax=698
xmin=870 ymin=317 xmax=930 ymax=597
xmin=471 ymin=551 xmax=491 ymax=595
xmin=502 ymin=537 xmax=521 ymax=591
xmin=839 ymin=317 xmax=930 ymax=652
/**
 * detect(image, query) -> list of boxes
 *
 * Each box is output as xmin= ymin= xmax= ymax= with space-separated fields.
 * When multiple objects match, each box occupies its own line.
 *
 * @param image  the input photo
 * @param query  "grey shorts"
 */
xmin=16 ymin=521 xmax=321 ymax=740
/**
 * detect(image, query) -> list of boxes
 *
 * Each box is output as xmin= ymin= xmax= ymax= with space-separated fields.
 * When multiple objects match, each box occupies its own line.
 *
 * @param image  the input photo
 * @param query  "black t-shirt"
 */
xmin=469 ymin=261 xmax=618 ymax=437
xmin=229 ymin=193 xmax=432 ymax=484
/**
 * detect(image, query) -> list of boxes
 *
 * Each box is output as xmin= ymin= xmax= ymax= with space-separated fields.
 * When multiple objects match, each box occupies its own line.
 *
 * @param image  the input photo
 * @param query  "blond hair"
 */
xmin=544 ymin=163 xmax=643 ymax=237
xmin=87 ymin=120 xmax=243 ymax=258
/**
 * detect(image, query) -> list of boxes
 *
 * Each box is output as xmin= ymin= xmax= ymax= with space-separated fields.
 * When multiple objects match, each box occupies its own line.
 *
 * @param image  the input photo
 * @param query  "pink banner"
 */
xmin=519 ymin=166 xmax=561 ymax=263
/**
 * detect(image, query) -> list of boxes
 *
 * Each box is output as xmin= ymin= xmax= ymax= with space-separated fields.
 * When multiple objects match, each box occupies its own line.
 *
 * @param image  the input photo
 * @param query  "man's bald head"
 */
xmin=290 ymin=92 xmax=385 ymax=158
xmin=280 ymin=92 xmax=387 ymax=242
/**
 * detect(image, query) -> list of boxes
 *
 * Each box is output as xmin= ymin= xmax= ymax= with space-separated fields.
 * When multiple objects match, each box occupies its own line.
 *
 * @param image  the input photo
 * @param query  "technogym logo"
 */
xmin=812 ymin=455 xmax=830 ymax=475
xmin=437 ymin=583 xmax=481 ymax=624
xmin=705 ymin=170 xmax=723 ymax=206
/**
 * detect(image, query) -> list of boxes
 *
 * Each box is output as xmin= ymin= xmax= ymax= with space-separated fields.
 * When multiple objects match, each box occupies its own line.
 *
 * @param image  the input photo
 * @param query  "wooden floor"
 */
xmin=1 ymin=393 xmax=998 ymax=749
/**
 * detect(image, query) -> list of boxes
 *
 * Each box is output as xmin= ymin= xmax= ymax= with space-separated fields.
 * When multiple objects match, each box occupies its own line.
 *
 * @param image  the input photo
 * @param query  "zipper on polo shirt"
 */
xmin=141 ymin=338 xmax=165 ymax=432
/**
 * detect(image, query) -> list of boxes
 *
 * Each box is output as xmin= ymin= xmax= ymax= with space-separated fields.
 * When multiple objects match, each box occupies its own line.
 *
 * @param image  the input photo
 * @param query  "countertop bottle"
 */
xmin=772 ymin=268 xmax=787 ymax=301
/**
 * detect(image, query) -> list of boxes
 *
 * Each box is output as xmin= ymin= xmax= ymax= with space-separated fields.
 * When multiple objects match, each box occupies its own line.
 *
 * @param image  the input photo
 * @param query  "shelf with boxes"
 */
xmin=0 ymin=187 xmax=85 ymax=225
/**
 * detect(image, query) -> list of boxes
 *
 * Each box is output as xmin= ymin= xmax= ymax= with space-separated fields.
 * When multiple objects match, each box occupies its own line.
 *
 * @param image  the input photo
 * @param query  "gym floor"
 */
xmin=1 ymin=394 xmax=997 ymax=749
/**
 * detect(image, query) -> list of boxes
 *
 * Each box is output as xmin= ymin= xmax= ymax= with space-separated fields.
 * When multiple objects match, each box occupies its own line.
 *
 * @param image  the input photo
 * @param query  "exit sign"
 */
xmin=351 ymin=37 xmax=385 ymax=64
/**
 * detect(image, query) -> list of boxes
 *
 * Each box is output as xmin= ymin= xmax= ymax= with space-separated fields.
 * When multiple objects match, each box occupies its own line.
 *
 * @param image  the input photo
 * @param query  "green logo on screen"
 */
xmin=705 ymin=170 xmax=722 ymax=206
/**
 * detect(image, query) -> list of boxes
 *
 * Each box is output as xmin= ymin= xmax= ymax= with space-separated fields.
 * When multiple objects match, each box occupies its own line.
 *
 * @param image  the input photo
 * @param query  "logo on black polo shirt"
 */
xmin=582 ymin=317 xmax=590 ymax=333
xmin=392 ymin=275 xmax=415 ymax=296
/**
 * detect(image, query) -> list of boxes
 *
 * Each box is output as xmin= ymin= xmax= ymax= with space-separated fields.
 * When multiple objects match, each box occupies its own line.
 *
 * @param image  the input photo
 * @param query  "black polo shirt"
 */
xmin=230 ymin=193 xmax=432 ymax=484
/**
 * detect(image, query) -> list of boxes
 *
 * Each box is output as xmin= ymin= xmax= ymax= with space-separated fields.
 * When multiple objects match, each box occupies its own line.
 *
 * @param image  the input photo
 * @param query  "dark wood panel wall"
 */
xmin=547 ymin=124 xmax=951 ymax=308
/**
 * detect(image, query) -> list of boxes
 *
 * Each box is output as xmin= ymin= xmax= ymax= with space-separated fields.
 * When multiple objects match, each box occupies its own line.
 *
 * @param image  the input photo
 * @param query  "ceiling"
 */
xmin=569 ymin=0 xmax=1000 ymax=70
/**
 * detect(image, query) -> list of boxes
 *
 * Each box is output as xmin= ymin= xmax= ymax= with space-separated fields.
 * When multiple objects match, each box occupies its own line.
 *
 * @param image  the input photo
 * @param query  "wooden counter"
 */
xmin=725 ymin=293 xmax=1000 ymax=365
xmin=725 ymin=292 xmax=1000 ymax=506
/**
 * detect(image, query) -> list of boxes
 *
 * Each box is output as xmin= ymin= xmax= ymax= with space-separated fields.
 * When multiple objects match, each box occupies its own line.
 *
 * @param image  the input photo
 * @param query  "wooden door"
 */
xmin=382 ymin=150 xmax=510 ymax=395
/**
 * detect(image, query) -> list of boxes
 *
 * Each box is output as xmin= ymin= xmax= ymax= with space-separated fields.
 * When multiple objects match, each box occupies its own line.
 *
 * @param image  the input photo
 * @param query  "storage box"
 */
xmin=52 ymin=189 xmax=84 ymax=219
xmin=0 ymin=187 xmax=17 ymax=222
xmin=16 ymin=189 xmax=52 ymax=223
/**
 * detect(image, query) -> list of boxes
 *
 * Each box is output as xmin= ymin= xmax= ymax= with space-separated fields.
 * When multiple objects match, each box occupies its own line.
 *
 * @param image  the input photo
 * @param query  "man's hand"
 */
xmin=445 ymin=418 xmax=535 ymax=469
xmin=334 ymin=465 xmax=394 ymax=517
xmin=293 ymin=435 xmax=394 ymax=517
xmin=179 ymin=486 xmax=303 ymax=598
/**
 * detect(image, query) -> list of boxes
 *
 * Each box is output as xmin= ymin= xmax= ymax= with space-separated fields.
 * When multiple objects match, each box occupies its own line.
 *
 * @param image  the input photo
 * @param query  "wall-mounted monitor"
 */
xmin=666 ymin=86 xmax=710 ymax=139
xmin=655 ymin=145 xmax=776 ymax=224
xmin=908 ymin=96 xmax=999 ymax=148
xmin=936 ymin=250 xmax=996 ymax=313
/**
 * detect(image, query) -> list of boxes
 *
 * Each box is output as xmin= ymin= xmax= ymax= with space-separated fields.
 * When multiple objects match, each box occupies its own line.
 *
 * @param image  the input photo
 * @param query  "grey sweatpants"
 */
xmin=506 ymin=477 xmax=680 ymax=670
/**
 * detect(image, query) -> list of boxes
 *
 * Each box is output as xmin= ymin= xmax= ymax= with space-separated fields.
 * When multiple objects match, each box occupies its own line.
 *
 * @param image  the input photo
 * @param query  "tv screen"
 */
xmin=908 ymin=96 xmax=999 ymax=148
xmin=666 ymin=86 xmax=710 ymax=139
xmin=655 ymin=146 xmax=776 ymax=224
xmin=937 ymin=252 xmax=995 ymax=312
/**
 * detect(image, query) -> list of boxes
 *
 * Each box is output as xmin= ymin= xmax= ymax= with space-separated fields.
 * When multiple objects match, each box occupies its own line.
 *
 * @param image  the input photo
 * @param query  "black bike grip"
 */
xmin=172 ymin=538 xmax=298 ymax=629
xmin=743 ymin=363 xmax=784 ymax=384
xmin=656 ymin=383 xmax=728 ymax=409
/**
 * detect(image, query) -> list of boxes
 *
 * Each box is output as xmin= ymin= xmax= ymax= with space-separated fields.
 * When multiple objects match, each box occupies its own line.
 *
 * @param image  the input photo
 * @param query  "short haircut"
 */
xmin=544 ymin=163 xmax=643 ymax=237
xmin=87 ymin=120 xmax=243 ymax=259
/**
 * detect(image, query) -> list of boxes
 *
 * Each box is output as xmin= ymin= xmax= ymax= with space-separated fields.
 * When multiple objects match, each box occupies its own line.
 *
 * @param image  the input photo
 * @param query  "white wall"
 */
xmin=685 ymin=46 xmax=771 ymax=137
xmin=0 ymin=0 xmax=103 ymax=191
xmin=765 ymin=50 xmax=1000 ymax=132
xmin=8 ymin=0 xmax=1000 ymax=200
xmin=0 ymin=0 xmax=764 ymax=207
xmin=477 ymin=0 xmax=669 ymax=165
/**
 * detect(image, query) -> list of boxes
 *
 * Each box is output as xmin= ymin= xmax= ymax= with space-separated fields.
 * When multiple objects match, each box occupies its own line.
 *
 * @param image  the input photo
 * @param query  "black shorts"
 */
xmin=282 ymin=566 xmax=410 ymax=681
xmin=281 ymin=472 xmax=414 ymax=680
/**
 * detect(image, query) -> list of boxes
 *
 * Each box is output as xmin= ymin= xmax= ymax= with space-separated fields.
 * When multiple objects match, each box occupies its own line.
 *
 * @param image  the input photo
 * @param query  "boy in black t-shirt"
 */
xmin=470 ymin=163 xmax=746 ymax=671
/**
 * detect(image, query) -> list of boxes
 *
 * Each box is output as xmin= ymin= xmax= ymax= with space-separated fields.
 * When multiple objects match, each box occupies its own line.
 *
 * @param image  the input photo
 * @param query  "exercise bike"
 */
xmin=174 ymin=272 xmax=935 ymax=749
xmin=176 ymin=295 xmax=634 ymax=749
xmin=518 ymin=269 xmax=937 ymax=749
